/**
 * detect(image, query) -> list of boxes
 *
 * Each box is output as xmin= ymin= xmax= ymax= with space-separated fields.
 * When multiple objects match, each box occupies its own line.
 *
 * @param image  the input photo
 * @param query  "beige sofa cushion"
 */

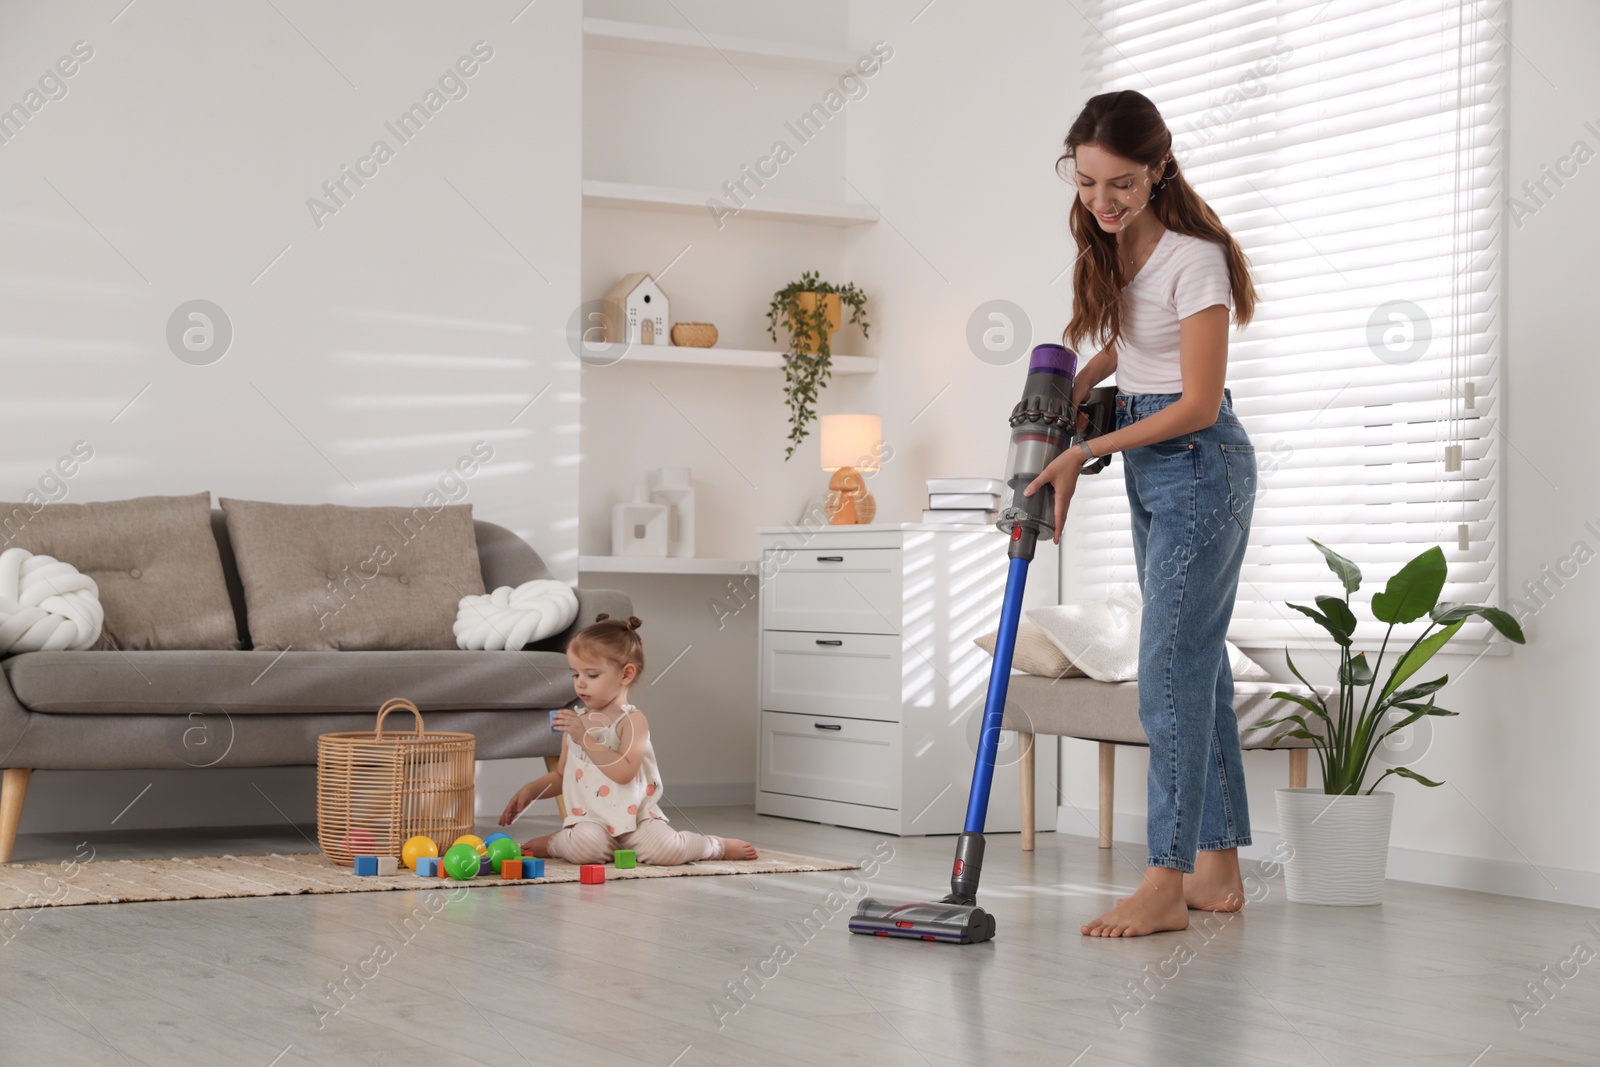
xmin=220 ymin=498 xmax=484 ymax=651
xmin=0 ymin=493 xmax=239 ymax=651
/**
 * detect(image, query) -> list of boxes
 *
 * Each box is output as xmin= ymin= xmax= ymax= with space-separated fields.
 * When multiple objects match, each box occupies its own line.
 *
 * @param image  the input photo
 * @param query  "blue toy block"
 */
xmin=353 ymin=856 xmax=378 ymax=876
xmin=549 ymin=709 xmax=561 ymax=732
xmin=520 ymin=857 xmax=544 ymax=879
xmin=416 ymin=857 xmax=440 ymax=877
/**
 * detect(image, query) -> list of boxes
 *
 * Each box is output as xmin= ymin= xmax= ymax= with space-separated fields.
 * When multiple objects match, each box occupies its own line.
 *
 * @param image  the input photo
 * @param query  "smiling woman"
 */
xmin=1022 ymin=88 xmax=1262 ymax=939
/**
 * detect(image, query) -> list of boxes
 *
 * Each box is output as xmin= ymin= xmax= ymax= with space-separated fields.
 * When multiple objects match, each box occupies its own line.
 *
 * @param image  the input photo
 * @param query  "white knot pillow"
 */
xmin=0 ymin=547 xmax=105 ymax=654
xmin=454 ymin=579 xmax=579 ymax=651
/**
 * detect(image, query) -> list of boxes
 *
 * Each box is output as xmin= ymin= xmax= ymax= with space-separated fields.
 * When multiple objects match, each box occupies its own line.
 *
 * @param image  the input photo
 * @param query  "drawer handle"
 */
xmin=815 ymin=639 xmax=843 ymax=646
xmin=816 ymin=555 xmax=845 ymax=562
xmin=813 ymin=723 xmax=843 ymax=731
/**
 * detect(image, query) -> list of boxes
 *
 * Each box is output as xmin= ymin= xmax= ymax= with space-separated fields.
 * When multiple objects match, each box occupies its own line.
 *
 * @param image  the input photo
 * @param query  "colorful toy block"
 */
xmin=416 ymin=857 xmax=440 ymax=877
xmin=579 ymin=864 xmax=605 ymax=884
xmin=520 ymin=857 xmax=544 ymax=879
xmin=613 ymin=849 xmax=637 ymax=869
xmin=549 ymin=709 xmax=561 ymax=732
xmin=477 ymin=855 xmax=494 ymax=877
xmin=501 ymin=859 xmax=522 ymax=879
xmin=353 ymin=855 xmax=396 ymax=876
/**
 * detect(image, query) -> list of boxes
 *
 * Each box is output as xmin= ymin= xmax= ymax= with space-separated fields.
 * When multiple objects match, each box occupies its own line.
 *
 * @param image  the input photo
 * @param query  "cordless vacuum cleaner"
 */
xmin=849 ymin=343 xmax=1116 ymax=945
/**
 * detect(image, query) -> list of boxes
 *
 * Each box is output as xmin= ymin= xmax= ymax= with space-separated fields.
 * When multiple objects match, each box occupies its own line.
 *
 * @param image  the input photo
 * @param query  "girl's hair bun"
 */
xmin=594 ymin=612 xmax=643 ymax=636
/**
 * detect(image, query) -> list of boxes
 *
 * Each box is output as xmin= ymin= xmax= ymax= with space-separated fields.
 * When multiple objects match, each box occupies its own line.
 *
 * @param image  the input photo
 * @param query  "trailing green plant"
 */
xmin=766 ymin=270 xmax=870 ymax=460
xmin=1258 ymin=539 xmax=1525 ymax=796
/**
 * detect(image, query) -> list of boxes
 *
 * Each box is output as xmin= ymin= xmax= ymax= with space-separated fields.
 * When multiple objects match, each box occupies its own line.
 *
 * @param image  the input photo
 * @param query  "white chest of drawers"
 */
xmin=754 ymin=523 xmax=1058 ymax=836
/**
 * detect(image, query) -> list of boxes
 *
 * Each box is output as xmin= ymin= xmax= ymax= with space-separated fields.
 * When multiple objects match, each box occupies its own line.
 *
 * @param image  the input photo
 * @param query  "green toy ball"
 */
xmin=486 ymin=836 xmax=521 ymax=874
xmin=443 ymin=843 xmax=481 ymax=881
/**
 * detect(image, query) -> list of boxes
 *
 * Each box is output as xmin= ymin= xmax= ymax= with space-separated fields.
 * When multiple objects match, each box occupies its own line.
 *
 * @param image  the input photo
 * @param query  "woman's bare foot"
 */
xmin=520 ymin=833 xmax=555 ymax=858
xmin=1184 ymin=848 xmax=1245 ymax=912
xmin=1084 ymin=868 xmax=1189 ymax=937
xmin=717 ymin=837 xmax=758 ymax=860
xmin=1113 ymin=849 xmax=1246 ymax=912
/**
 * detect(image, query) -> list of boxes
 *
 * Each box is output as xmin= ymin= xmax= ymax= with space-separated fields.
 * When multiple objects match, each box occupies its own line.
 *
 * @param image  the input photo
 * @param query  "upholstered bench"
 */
xmin=1001 ymin=675 xmax=1336 ymax=851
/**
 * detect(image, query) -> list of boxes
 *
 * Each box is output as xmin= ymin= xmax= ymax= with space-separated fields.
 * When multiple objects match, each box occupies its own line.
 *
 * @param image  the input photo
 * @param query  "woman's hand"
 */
xmin=1023 ymin=446 xmax=1085 ymax=545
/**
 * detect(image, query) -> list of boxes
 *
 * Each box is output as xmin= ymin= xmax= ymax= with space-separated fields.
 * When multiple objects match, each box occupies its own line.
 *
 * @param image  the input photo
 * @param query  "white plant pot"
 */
xmin=1274 ymin=787 xmax=1394 ymax=906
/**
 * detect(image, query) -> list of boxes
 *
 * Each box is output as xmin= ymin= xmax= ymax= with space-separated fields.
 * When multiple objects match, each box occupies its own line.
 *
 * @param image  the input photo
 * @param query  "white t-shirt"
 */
xmin=1109 ymin=229 xmax=1233 ymax=394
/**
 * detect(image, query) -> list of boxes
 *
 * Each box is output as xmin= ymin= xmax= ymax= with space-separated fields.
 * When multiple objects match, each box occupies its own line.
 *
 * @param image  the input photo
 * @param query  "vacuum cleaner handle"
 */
xmin=1072 ymin=385 xmax=1118 ymax=475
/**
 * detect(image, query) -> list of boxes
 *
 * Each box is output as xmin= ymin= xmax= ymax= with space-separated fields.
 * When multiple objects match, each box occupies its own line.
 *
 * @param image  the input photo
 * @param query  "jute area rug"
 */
xmin=0 ymin=849 xmax=858 ymax=911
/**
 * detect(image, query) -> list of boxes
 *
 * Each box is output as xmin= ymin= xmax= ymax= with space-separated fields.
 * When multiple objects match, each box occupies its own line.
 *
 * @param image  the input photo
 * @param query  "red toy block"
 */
xmin=579 ymin=864 xmax=605 ymax=884
xmin=501 ymin=859 xmax=522 ymax=879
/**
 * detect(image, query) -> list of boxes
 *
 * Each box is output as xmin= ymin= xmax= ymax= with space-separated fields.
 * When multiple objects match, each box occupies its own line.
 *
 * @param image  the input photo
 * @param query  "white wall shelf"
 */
xmin=582 ymin=17 xmax=857 ymax=71
xmin=579 ymin=555 xmax=754 ymax=575
xmin=587 ymin=343 xmax=877 ymax=374
xmin=582 ymin=179 xmax=879 ymax=227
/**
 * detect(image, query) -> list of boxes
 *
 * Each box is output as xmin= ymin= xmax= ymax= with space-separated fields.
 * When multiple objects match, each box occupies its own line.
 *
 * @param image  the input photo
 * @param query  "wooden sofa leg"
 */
xmin=1098 ymin=743 xmax=1115 ymax=849
xmin=543 ymin=756 xmax=567 ymax=820
xmin=1018 ymin=732 xmax=1035 ymax=852
xmin=1 ymin=768 xmax=31 ymax=864
xmin=1289 ymin=748 xmax=1308 ymax=790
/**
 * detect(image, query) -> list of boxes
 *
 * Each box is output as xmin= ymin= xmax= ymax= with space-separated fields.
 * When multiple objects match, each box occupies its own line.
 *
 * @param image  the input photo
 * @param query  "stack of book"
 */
xmin=922 ymin=477 xmax=1006 ymax=525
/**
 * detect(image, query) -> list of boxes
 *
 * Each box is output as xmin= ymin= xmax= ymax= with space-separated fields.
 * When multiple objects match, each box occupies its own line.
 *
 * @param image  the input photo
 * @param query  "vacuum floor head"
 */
xmin=848 ymin=897 xmax=996 ymax=944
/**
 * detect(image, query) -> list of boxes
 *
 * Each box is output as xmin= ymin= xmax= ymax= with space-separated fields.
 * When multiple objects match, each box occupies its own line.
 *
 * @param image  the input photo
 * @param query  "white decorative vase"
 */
xmin=648 ymin=467 xmax=695 ymax=558
xmin=1275 ymin=787 xmax=1395 ymax=906
xmin=612 ymin=484 xmax=669 ymax=558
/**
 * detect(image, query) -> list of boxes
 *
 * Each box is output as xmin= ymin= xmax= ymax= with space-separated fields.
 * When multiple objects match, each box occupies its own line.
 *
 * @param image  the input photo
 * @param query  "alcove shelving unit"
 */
xmin=580 ymin=15 xmax=880 ymax=370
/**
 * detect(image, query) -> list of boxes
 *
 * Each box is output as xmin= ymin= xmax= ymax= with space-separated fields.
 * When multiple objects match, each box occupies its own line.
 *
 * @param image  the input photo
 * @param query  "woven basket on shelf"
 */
xmin=316 ymin=697 xmax=475 ymax=867
xmin=670 ymin=322 xmax=718 ymax=347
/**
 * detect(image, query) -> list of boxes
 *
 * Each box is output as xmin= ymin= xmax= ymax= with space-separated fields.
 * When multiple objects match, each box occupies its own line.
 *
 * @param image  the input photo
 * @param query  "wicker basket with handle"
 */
xmin=316 ymin=697 xmax=476 ymax=867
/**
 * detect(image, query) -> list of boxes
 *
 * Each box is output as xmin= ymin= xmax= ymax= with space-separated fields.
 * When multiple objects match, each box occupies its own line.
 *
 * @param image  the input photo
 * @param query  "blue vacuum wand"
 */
xmin=850 ymin=343 xmax=1115 ymax=944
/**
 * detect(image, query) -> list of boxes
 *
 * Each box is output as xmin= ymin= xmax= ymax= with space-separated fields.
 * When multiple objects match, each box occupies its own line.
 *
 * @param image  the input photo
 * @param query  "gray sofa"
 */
xmin=0 ymin=514 xmax=629 ymax=862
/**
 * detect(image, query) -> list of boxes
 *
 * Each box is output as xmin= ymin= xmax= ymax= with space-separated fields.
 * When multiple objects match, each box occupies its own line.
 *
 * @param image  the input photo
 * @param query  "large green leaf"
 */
xmin=1386 ymin=676 xmax=1449 ymax=706
xmin=1371 ymin=546 xmax=1447 ymax=624
xmin=1380 ymin=620 xmax=1462 ymax=702
xmin=1392 ymin=766 xmax=1443 ymax=787
xmin=1316 ymin=595 xmax=1357 ymax=642
xmin=1309 ymin=538 xmax=1362 ymax=594
xmin=1340 ymin=652 xmax=1374 ymax=687
xmin=1432 ymin=602 xmax=1527 ymax=644
xmin=1288 ymin=602 xmax=1352 ymax=648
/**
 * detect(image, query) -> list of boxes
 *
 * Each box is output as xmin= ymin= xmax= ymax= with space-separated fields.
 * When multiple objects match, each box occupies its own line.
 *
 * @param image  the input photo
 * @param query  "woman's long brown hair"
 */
xmin=1057 ymin=89 xmax=1256 ymax=355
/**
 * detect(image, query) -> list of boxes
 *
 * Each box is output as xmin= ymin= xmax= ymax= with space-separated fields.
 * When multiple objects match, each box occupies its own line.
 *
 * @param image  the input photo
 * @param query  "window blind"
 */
xmin=1062 ymin=0 xmax=1508 ymax=652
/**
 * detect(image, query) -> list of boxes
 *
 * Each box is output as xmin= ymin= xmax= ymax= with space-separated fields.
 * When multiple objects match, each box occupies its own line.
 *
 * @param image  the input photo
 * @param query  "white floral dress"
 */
xmin=560 ymin=704 xmax=667 ymax=836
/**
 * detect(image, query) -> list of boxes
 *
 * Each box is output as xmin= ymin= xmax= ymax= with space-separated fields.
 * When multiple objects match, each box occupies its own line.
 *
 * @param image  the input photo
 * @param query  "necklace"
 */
xmin=1121 ymin=227 xmax=1166 ymax=281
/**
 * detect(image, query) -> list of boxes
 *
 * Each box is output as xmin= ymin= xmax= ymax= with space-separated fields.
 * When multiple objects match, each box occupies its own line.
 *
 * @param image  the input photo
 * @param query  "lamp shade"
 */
xmin=820 ymin=414 xmax=882 ymax=472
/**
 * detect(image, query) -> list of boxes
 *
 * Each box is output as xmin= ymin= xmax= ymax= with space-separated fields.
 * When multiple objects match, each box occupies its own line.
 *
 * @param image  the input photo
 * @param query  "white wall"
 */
xmin=2 ymin=0 xmax=581 ymax=833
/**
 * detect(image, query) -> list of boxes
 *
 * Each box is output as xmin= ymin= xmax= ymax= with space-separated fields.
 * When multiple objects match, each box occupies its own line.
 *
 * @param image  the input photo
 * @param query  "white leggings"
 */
xmin=547 ymin=819 xmax=724 ymax=866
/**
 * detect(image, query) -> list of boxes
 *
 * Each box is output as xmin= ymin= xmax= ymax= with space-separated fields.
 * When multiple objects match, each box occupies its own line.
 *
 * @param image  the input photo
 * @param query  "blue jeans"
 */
xmin=1115 ymin=388 xmax=1255 ymax=873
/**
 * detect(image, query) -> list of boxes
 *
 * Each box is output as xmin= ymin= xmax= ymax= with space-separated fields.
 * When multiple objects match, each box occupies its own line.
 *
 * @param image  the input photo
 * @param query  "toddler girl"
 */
xmin=498 ymin=613 xmax=757 ymax=865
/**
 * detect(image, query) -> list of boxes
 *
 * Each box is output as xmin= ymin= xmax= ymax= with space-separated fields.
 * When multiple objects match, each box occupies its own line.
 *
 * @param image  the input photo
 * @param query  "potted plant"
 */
xmin=1259 ymin=538 xmax=1525 ymax=905
xmin=766 ymin=270 xmax=870 ymax=460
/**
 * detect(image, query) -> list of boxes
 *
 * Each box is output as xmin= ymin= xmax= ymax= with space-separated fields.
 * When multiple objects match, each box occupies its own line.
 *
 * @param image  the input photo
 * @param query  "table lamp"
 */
xmin=821 ymin=414 xmax=881 ymax=525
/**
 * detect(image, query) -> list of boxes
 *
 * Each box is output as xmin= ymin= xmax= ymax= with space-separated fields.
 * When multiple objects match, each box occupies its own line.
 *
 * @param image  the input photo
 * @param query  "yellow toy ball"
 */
xmin=402 ymin=835 xmax=440 ymax=871
xmin=452 ymin=834 xmax=487 ymax=857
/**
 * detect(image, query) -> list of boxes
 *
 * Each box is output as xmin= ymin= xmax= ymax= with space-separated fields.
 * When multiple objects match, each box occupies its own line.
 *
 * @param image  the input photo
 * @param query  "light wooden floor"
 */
xmin=2 ymin=805 xmax=1595 ymax=1067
